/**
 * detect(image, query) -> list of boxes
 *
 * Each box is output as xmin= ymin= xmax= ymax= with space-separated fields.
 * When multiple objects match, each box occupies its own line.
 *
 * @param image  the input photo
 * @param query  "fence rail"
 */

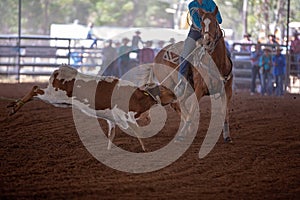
xmin=0 ymin=36 xmax=299 ymax=93
xmin=0 ymin=36 xmax=103 ymax=79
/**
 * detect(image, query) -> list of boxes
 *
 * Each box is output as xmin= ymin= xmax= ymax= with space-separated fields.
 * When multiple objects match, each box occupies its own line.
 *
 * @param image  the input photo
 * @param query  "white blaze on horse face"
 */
xmin=203 ymin=18 xmax=211 ymax=33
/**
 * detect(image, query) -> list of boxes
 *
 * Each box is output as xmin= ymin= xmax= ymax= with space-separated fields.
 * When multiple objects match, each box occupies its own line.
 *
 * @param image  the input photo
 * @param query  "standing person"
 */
xmin=118 ymin=37 xmax=132 ymax=76
xmin=154 ymin=40 xmax=165 ymax=56
xmin=168 ymin=38 xmax=176 ymax=45
xmin=131 ymin=30 xmax=144 ymax=52
xmin=267 ymin=34 xmax=279 ymax=47
xmin=176 ymin=0 xmax=222 ymax=97
xmin=114 ymin=41 xmax=122 ymax=77
xmin=272 ymin=46 xmax=286 ymax=96
xmin=250 ymin=42 xmax=263 ymax=95
xmin=101 ymin=40 xmax=118 ymax=76
xmin=291 ymin=32 xmax=300 ymax=76
xmin=259 ymin=47 xmax=273 ymax=96
xmin=139 ymin=41 xmax=155 ymax=64
xmin=240 ymin=33 xmax=252 ymax=52
xmin=86 ymin=22 xmax=98 ymax=48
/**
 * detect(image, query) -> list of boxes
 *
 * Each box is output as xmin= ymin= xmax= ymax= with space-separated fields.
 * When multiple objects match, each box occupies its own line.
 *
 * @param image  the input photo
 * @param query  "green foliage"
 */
xmin=90 ymin=0 xmax=171 ymax=27
xmin=0 ymin=0 xmax=19 ymax=33
xmin=0 ymin=0 xmax=299 ymax=40
xmin=216 ymin=0 xmax=300 ymax=41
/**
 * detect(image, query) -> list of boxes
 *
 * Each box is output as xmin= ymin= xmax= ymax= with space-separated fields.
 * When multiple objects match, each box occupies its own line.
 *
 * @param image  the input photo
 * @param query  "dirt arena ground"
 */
xmin=0 ymin=83 xmax=299 ymax=199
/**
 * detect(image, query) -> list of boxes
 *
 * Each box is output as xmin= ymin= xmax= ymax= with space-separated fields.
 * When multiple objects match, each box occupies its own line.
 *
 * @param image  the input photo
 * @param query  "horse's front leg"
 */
xmin=222 ymin=80 xmax=233 ymax=143
xmin=175 ymin=84 xmax=203 ymax=142
xmin=174 ymin=101 xmax=192 ymax=142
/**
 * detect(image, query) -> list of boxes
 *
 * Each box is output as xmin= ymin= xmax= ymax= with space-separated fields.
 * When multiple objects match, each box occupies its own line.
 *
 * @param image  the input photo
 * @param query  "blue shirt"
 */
xmin=189 ymin=0 xmax=222 ymax=29
xmin=259 ymin=55 xmax=272 ymax=71
xmin=251 ymin=50 xmax=263 ymax=66
xmin=87 ymin=28 xmax=93 ymax=39
xmin=272 ymin=54 xmax=286 ymax=75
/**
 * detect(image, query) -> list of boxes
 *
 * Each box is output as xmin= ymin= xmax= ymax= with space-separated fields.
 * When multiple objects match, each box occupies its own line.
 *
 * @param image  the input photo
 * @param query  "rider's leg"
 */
xmin=178 ymin=37 xmax=197 ymax=79
xmin=176 ymin=26 xmax=201 ymax=97
xmin=175 ymin=38 xmax=196 ymax=97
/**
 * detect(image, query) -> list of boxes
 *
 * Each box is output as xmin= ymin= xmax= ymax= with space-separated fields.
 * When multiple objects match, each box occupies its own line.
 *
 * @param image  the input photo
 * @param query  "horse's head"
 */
xmin=198 ymin=6 xmax=222 ymax=51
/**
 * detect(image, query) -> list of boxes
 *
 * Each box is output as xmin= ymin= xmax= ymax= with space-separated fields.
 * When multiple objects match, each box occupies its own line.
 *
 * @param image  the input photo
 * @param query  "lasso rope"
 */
xmin=0 ymin=96 xmax=18 ymax=101
xmin=159 ymin=46 xmax=202 ymax=85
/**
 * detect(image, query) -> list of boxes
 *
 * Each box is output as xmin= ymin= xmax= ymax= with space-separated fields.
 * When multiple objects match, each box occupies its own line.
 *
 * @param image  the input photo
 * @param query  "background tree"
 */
xmin=0 ymin=0 xmax=299 ymax=42
xmin=90 ymin=0 xmax=171 ymax=27
xmin=0 ymin=0 xmax=19 ymax=33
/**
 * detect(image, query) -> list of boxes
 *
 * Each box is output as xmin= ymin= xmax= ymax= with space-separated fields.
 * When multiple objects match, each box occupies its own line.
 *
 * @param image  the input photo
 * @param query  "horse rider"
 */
xmin=176 ymin=0 xmax=222 ymax=97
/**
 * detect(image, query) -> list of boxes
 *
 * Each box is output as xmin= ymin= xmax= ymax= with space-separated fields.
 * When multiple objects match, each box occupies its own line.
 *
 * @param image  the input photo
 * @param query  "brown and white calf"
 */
xmin=7 ymin=65 xmax=178 ymax=151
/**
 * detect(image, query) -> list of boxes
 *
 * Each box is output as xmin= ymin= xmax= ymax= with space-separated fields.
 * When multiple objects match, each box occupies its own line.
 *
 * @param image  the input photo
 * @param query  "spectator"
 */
xmin=86 ymin=22 xmax=98 ymax=48
xmin=102 ymin=40 xmax=118 ymax=76
xmin=131 ymin=30 xmax=144 ymax=52
xmin=240 ymin=33 xmax=252 ymax=52
xmin=259 ymin=47 xmax=273 ymax=96
xmin=118 ymin=37 xmax=132 ymax=76
xmin=168 ymin=37 xmax=176 ymax=45
xmin=139 ymin=41 xmax=155 ymax=64
xmin=154 ymin=40 xmax=165 ymax=56
xmin=267 ymin=34 xmax=279 ymax=47
xmin=291 ymin=32 xmax=300 ymax=76
xmin=70 ymin=46 xmax=84 ymax=68
xmin=250 ymin=42 xmax=263 ymax=95
xmin=272 ymin=46 xmax=286 ymax=96
xmin=114 ymin=41 xmax=122 ymax=77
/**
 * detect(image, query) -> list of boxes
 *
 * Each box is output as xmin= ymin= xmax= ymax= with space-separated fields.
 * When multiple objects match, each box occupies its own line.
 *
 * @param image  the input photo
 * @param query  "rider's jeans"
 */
xmin=178 ymin=25 xmax=202 ymax=80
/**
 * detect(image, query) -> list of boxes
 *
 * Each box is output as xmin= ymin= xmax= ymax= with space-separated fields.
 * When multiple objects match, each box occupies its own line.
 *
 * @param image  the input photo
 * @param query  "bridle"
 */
xmin=201 ymin=18 xmax=223 ymax=54
xmin=199 ymin=15 xmax=232 ymax=85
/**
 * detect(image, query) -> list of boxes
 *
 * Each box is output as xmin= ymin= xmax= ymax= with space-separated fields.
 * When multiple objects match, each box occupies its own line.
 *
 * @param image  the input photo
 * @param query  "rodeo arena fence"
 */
xmin=0 ymin=35 xmax=103 ymax=82
xmin=0 ymin=36 xmax=299 ymax=94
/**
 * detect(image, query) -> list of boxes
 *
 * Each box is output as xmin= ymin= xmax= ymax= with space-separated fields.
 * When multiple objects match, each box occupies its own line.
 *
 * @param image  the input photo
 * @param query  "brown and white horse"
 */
xmin=153 ymin=6 xmax=233 ymax=142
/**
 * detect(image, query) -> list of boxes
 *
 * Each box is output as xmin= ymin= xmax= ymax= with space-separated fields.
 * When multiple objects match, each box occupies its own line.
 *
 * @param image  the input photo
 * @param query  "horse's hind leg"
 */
xmin=223 ymin=80 xmax=233 ymax=143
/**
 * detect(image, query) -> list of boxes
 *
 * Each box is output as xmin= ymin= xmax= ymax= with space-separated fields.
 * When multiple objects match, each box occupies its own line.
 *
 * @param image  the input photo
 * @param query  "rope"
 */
xmin=0 ymin=96 xmax=18 ymax=101
xmin=159 ymin=47 xmax=200 ymax=85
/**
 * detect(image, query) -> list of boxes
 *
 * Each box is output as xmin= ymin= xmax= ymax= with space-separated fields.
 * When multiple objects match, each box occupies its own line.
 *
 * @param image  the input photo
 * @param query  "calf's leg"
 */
xmin=7 ymin=86 xmax=44 ymax=116
xmin=107 ymin=120 xmax=116 ymax=150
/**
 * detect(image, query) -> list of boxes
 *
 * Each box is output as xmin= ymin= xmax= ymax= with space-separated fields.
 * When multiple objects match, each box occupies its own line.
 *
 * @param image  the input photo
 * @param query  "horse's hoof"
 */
xmin=224 ymin=137 xmax=233 ymax=143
